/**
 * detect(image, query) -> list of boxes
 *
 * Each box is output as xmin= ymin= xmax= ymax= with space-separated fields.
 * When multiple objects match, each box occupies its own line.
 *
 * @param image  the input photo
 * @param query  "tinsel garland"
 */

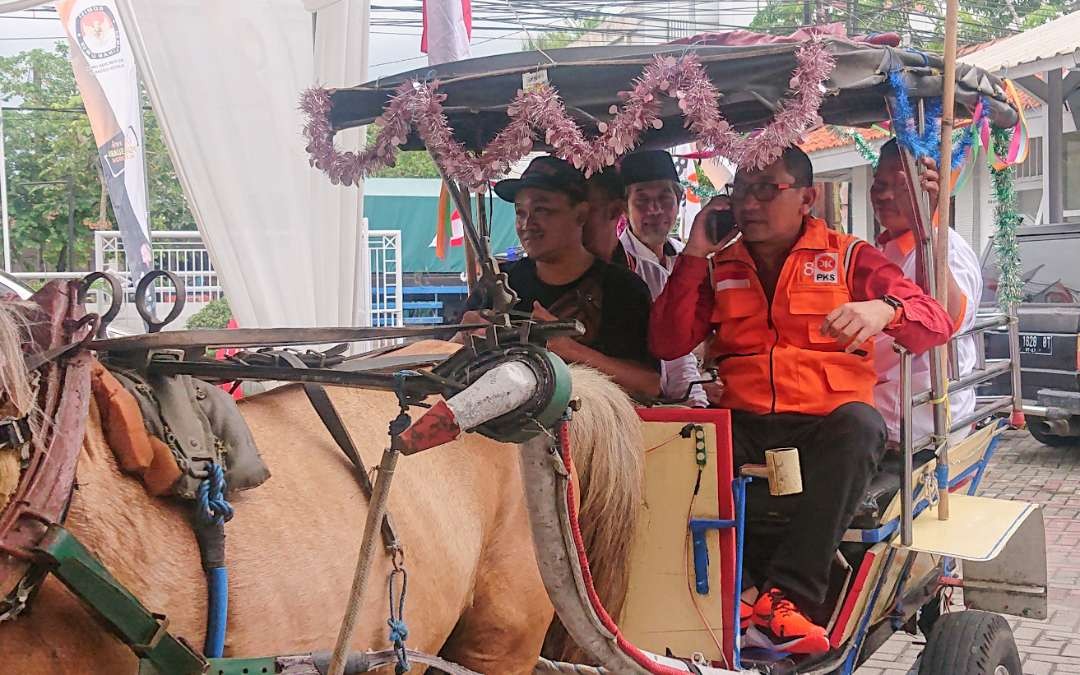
xmin=886 ymin=71 xmax=984 ymax=171
xmin=683 ymin=161 xmax=728 ymax=200
xmin=989 ymin=127 xmax=1024 ymax=310
xmin=302 ymin=42 xmax=835 ymax=190
xmin=831 ymin=126 xmax=879 ymax=167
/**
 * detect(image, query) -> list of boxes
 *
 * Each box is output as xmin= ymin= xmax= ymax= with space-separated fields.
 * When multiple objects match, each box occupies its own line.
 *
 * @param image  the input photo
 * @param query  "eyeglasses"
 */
xmin=726 ymin=182 xmax=804 ymax=202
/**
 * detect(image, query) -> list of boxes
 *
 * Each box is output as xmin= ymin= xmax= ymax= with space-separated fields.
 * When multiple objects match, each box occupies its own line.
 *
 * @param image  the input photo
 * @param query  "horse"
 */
xmin=0 ymin=300 xmax=643 ymax=674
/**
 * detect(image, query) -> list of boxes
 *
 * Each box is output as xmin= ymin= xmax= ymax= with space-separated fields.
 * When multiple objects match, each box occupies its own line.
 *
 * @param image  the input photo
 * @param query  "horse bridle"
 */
xmin=0 ymin=282 xmax=95 ymax=623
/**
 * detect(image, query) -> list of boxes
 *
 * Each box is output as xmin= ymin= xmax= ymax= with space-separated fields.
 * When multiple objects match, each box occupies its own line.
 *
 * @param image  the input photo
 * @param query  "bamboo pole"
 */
xmin=934 ymin=0 xmax=960 ymax=520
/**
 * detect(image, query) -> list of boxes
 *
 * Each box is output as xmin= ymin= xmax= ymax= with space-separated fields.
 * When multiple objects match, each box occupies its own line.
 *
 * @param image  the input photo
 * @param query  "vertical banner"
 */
xmin=56 ymin=0 xmax=153 ymax=285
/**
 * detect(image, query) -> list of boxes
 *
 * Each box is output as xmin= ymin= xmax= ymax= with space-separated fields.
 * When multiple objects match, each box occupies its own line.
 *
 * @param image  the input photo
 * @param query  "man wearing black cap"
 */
xmin=461 ymin=156 xmax=661 ymax=399
xmin=619 ymin=150 xmax=707 ymax=406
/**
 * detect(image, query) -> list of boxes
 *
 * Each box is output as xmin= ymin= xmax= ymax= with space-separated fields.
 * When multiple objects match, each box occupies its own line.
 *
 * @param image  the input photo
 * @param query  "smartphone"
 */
xmin=705 ymin=209 xmax=737 ymax=244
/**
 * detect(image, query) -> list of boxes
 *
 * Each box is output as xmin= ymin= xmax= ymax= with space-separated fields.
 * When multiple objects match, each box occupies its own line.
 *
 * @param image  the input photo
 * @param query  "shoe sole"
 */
xmin=742 ymin=625 xmax=830 ymax=655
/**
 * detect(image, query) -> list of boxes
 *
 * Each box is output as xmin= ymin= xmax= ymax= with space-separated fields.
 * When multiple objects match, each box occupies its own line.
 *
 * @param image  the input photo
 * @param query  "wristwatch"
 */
xmin=881 ymin=294 xmax=904 ymax=328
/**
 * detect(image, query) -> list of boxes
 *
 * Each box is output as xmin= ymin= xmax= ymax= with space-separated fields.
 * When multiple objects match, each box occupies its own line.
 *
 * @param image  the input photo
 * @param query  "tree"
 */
xmin=0 ymin=45 xmax=195 ymax=274
xmin=523 ymin=17 xmax=603 ymax=51
xmin=366 ymin=125 xmax=440 ymax=178
xmin=749 ymin=0 xmax=1067 ymax=50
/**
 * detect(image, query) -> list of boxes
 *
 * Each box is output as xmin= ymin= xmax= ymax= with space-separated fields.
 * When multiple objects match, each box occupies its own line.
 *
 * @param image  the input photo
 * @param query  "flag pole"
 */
xmin=934 ymin=0 xmax=960 ymax=520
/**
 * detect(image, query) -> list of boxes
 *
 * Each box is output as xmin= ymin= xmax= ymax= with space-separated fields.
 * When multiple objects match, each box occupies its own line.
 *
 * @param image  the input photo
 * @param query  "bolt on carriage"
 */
xmin=0 ymin=28 xmax=1047 ymax=675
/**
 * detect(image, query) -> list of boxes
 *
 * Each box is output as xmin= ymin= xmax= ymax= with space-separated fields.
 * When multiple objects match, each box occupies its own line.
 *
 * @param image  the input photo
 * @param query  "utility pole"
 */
xmin=65 ymin=175 xmax=75 ymax=272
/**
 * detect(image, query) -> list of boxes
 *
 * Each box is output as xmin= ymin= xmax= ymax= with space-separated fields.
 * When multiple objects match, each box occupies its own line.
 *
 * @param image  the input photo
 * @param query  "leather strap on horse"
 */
xmin=277 ymin=352 xmax=402 ymax=553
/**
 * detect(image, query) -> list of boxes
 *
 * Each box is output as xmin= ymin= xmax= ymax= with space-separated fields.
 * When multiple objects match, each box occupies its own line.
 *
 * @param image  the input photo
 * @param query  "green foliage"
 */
xmin=0 ymin=45 xmax=195 ymax=274
xmin=186 ymin=297 xmax=232 ymax=329
xmin=749 ymin=0 xmax=1066 ymax=50
xmin=366 ymin=126 xmax=440 ymax=178
xmin=523 ymin=17 xmax=603 ymax=51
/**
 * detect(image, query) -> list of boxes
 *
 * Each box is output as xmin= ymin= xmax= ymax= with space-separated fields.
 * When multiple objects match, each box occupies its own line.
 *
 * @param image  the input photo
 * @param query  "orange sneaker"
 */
xmin=740 ymin=599 xmax=753 ymax=630
xmin=750 ymin=588 xmax=830 ymax=655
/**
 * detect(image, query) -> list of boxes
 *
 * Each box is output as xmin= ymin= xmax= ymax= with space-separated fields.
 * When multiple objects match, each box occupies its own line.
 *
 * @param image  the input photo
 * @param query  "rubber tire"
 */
xmin=1028 ymin=425 xmax=1080 ymax=447
xmin=918 ymin=611 xmax=1022 ymax=675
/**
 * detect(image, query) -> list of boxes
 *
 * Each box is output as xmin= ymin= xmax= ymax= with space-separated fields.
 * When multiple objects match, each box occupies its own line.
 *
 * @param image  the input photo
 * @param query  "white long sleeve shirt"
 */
xmin=873 ymin=227 xmax=983 ymax=443
xmin=619 ymin=227 xmax=709 ymax=407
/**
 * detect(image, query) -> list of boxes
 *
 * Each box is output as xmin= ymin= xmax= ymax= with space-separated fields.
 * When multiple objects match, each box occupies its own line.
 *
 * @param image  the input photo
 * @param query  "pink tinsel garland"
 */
xmin=302 ymin=41 xmax=834 ymax=190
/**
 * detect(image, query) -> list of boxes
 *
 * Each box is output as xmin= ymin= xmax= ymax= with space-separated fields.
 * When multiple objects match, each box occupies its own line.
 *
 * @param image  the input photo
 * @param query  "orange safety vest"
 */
xmin=707 ymin=218 xmax=875 ymax=416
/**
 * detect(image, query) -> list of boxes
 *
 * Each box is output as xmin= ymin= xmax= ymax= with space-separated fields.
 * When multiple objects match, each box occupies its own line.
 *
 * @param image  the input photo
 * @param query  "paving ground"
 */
xmin=857 ymin=429 xmax=1080 ymax=674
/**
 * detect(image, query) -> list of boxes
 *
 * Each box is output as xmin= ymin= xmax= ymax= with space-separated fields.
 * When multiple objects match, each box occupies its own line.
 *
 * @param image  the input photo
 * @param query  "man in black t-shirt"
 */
xmin=462 ymin=156 xmax=660 ymax=399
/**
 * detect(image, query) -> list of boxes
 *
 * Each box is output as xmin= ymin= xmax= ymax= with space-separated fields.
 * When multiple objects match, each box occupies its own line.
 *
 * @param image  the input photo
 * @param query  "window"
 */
xmin=1015 ymin=136 xmax=1043 ymax=180
xmin=980 ymin=232 xmax=1080 ymax=306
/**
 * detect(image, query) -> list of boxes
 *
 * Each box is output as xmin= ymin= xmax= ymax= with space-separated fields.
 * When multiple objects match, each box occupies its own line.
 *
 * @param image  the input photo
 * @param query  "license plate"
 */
xmin=1019 ymin=333 xmax=1053 ymax=355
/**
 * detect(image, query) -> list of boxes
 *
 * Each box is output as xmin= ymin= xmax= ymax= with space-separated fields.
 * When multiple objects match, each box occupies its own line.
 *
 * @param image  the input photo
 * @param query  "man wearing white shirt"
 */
xmin=619 ymin=150 xmax=709 ymax=407
xmin=871 ymin=139 xmax=983 ymax=444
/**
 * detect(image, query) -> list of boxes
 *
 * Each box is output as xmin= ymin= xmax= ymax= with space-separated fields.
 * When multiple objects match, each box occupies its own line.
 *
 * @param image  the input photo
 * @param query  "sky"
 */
xmin=0 ymin=3 xmax=756 ymax=80
xmin=0 ymin=5 xmax=525 ymax=80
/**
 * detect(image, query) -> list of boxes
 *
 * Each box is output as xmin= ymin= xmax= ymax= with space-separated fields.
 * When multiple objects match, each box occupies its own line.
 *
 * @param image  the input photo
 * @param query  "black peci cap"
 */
xmin=619 ymin=150 xmax=680 ymax=187
xmin=494 ymin=156 xmax=588 ymax=203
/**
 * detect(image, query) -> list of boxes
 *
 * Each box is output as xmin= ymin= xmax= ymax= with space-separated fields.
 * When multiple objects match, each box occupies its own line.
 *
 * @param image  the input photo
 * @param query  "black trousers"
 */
xmin=732 ymin=402 xmax=887 ymax=606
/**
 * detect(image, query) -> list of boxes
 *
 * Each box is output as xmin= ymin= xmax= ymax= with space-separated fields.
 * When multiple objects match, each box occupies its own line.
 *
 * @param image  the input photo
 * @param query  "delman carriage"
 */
xmin=0 ymin=26 xmax=1048 ymax=675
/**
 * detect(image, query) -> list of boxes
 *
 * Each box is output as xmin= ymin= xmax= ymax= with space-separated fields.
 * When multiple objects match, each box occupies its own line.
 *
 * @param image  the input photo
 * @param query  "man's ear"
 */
xmin=607 ymin=200 xmax=626 ymax=223
xmin=800 ymin=185 xmax=818 ymax=215
xmin=574 ymin=201 xmax=591 ymax=225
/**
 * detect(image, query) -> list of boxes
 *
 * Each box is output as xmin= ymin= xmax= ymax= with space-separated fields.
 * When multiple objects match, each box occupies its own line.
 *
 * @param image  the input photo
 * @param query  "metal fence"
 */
xmin=11 ymin=229 xmax=405 ymax=330
xmin=369 ymin=229 xmax=404 ymax=327
xmin=93 ymin=230 xmax=224 ymax=305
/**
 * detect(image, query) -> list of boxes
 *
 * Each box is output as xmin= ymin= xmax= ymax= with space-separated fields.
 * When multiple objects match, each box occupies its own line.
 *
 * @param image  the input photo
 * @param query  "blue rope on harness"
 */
xmin=196 ymin=462 xmax=233 ymax=658
xmin=388 ymin=565 xmax=410 ymax=674
xmin=197 ymin=462 xmax=234 ymax=526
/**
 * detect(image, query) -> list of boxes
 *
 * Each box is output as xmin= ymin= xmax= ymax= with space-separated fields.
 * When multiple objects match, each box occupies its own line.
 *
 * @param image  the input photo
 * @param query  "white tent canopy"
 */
xmin=113 ymin=0 xmax=371 ymax=328
xmin=4 ymin=0 xmax=373 ymax=328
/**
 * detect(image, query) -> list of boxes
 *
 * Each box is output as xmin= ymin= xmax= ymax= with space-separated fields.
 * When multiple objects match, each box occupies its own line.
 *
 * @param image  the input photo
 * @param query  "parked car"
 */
xmin=981 ymin=222 xmax=1080 ymax=446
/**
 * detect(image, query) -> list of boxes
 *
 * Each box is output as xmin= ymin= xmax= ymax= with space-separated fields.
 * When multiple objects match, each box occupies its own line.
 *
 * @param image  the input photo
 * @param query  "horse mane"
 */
xmin=0 ymin=301 xmax=37 ymax=511
xmin=544 ymin=365 xmax=644 ymax=664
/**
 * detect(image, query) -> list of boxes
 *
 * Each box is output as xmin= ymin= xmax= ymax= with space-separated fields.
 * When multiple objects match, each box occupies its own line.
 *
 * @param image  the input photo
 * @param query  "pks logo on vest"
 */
xmin=804 ymin=252 xmax=839 ymax=284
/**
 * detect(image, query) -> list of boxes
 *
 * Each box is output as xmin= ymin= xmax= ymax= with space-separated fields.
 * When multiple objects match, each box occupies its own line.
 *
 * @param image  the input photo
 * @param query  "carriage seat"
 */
xmin=746 ymin=448 xmax=937 ymax=531
xmin=848 ymin=448 xmax=936 ymax=529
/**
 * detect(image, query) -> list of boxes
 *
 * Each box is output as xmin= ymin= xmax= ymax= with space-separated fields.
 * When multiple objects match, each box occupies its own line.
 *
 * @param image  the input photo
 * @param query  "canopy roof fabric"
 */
xmin=330 ymin=38 xmax=1019 ymax=153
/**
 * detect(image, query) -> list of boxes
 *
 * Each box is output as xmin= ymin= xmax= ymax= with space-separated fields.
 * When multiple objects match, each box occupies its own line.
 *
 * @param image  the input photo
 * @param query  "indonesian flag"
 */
xmin=421 ymin=0 xmax=472 ymax=66
xmin=431 ymin=182 xmax=465 ymax=258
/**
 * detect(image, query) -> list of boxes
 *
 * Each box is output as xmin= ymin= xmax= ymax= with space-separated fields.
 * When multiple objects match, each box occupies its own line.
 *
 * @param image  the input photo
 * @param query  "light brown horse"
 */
xmin=0 ymin=303 xmax=643 ymax=674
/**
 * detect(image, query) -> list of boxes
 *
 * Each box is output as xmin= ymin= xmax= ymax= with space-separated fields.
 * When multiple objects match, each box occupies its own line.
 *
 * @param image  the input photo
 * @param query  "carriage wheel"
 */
xmin=917 ymin=611 xmax=1021 ymax=675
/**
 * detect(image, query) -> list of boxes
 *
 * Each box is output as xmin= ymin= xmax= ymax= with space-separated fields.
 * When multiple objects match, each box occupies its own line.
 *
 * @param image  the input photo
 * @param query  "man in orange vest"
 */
xmin=650 ymin=146 xmax=953 ymax=654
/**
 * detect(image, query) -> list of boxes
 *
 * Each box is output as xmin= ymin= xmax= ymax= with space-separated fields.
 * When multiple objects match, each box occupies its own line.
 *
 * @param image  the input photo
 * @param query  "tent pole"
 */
xmin=930 ymin=0 xmax=960 ymax=520
xmin=0 ymin=108 xmax=10 ymax=272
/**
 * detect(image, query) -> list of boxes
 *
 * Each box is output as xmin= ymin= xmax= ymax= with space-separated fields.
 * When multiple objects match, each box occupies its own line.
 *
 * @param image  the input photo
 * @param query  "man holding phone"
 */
xmin=649 ymin=146 xmax=953 ymax=654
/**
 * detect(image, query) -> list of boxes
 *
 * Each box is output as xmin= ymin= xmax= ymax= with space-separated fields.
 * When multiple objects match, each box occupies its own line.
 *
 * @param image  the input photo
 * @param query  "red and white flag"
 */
xmin=421 ymin=0 xmax=472 ymax=66
xmin=429 ymin=209 xmax=465 ymax=250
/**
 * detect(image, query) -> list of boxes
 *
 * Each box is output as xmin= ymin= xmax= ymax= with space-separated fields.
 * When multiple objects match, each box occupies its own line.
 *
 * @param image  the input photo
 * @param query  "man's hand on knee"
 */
xmin=821 ymin=300 xmax=897 ymax=353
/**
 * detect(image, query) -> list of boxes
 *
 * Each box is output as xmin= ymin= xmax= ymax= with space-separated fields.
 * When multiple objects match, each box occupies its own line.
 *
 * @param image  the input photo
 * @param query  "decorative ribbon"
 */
xmin=303 ymin=42 xmax=835 ymax=190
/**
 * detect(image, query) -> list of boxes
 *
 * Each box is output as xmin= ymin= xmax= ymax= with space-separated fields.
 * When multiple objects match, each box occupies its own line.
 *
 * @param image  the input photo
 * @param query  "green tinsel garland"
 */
xmin=831 ymin=126 xmax=880 ymax=167
xmin=990 ymin=127 xmax=1024 ymax=310
xmin=682 ymin=160 xmax=728 ymax=200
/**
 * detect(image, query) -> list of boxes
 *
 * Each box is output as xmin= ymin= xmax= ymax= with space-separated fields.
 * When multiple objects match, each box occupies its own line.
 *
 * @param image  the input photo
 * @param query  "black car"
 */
xmin=981 ymin=223 xmax=1080 ymax=446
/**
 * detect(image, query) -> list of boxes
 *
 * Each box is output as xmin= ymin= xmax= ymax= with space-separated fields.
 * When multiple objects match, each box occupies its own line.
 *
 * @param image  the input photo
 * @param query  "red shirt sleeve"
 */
xmin=847 ymin=243 xmax=952 ymax=354
xmin=649 ymin=254 xmax=715 ymax=360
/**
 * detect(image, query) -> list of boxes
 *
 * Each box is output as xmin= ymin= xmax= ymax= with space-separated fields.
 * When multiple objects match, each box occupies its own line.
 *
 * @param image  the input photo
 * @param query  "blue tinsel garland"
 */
xmin=887 ymin=70 xmax=983 ymax=170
